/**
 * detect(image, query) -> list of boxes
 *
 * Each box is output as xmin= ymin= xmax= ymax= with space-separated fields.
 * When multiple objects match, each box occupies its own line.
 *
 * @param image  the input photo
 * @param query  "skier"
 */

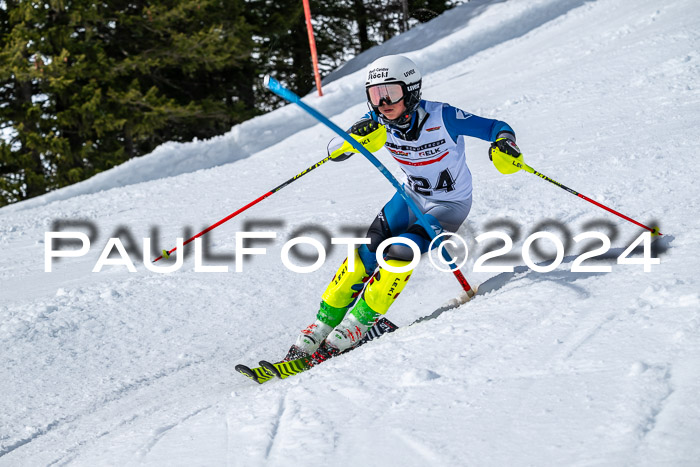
xmin=289 ymin=54 xmax=521 ymax=359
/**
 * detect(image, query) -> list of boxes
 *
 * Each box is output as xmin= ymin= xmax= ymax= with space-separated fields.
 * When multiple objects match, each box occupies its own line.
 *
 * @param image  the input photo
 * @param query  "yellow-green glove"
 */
xmin=489 ymin=137 xmax=524 ymax=174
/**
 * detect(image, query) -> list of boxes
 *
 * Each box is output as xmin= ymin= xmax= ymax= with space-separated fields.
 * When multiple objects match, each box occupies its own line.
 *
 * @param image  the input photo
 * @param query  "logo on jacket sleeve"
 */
xmin=426 ymin=126 xmax=441 ymax=132
xmin=456 ymin=109 xmax=472 ymax=120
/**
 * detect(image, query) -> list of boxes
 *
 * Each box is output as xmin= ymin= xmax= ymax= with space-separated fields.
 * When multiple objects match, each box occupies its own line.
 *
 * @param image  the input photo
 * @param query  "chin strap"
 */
xmin=380 ymin=106 xmax=429 ymax=141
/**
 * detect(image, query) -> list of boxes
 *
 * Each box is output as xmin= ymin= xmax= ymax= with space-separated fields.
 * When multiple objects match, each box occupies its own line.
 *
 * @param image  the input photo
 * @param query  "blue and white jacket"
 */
xmin=368 ymin=100 xmax=514 ymax=202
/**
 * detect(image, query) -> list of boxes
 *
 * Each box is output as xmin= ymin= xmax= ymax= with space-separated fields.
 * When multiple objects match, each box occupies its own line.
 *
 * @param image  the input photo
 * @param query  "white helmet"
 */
xmin=365 ymin=55 xmax=422 ymax=118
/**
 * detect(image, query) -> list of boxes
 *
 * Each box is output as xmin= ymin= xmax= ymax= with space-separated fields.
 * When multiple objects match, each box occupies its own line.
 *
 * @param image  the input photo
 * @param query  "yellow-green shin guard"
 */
xmin=321 ymin=252 xmax=371 ymax=309
xmin=363 ymin=259 xmax=413 ymax=314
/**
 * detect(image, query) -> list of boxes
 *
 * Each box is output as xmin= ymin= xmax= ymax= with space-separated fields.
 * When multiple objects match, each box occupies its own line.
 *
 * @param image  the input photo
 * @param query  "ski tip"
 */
xmin=262 ymin=75 xmax=271 ymax=88
xmin=235 ymin=364 xmax=272 ymax=384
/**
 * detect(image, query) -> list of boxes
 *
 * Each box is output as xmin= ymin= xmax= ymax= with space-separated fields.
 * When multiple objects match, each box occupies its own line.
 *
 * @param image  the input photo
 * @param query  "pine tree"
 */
xmin=0 ymin=0 xmax=256 ymax=206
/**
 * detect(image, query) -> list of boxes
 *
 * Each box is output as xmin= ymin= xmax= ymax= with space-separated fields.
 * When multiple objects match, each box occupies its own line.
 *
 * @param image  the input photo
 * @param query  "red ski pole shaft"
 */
xmin=153 ymin=154 xmax=332 ymax=262
xmin=522 ymin=163 xmax=662 ymax=236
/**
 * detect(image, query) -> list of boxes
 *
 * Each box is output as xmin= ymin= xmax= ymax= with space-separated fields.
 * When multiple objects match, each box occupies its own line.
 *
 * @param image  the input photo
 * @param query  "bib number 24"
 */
xmin=407 ymin=169 xmax=456 ymax=196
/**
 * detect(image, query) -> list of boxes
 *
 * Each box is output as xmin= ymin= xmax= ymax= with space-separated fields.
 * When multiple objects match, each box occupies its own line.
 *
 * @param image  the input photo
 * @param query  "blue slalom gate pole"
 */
xmin=263 ymin=76 xmax=475 ymax=297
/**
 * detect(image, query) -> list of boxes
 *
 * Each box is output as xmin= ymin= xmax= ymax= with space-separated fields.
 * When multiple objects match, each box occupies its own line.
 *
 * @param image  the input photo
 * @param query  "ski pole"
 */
xmin=491 ymin=152 xmax=662 ymax=236
xmin=264 ymin=75 xmax=477 ymax=299
xmin=152 ymin=156 xmax=331 ymax=262
xmin=152 ymin=131 xmax=386 ymax=263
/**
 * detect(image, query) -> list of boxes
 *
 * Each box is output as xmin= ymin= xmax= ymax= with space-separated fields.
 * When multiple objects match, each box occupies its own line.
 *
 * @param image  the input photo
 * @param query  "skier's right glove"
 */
xmin=350 ymin=118 xmax=380 ymax=137
xmin=328 ymin=119 xmax=381 ymax=162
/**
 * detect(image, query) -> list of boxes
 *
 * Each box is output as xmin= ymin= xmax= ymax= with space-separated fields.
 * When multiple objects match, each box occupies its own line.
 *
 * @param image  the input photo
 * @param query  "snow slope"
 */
xmin=1 ymin=0 xmax=699 ymax=465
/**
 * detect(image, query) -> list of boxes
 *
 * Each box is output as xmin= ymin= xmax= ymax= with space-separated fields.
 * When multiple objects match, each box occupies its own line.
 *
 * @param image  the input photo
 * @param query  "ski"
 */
xmin=237 ymin=317 xmax=398 ymax=384
xmin=259 ymin=355 xmax=314 ymax=379
xmin=234 ymin=363 xmax=275 ymax=384
xmin=260 ymin=317 xmax=399 ymax=380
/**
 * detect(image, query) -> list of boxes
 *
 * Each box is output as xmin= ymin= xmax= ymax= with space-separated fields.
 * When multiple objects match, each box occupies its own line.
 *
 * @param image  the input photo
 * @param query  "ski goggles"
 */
xmin=366 ymin=83 xmax=405 ymax=106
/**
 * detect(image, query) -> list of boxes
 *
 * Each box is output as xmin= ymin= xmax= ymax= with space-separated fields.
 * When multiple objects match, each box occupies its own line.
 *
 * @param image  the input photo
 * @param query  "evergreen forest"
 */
xmin=0 ymin=0 xmax=460 ymax=206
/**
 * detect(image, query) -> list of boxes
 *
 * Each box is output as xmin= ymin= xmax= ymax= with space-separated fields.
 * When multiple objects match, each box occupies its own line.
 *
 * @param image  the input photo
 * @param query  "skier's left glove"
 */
xmin=489 ymin=134 xmax=520 ymax=161
xmin=489 ymin=134 xmax=525 ymax=175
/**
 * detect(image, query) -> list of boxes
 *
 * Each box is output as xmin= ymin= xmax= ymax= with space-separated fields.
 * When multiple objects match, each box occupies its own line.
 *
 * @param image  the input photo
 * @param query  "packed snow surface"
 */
xmin=1 ymin=0 xmax=699 ymax=465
